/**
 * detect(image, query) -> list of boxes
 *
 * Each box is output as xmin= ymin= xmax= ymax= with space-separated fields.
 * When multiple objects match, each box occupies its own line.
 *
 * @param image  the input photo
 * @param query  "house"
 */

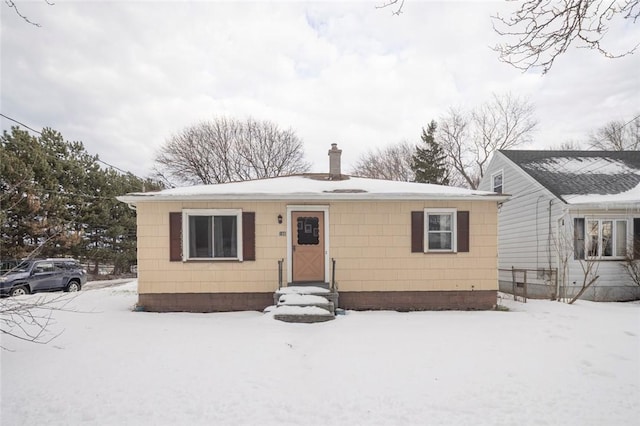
xmin=478 ymin=150 xmax=640 ymax=302
xmin=117 ymin=144 xmax=507 ymax=313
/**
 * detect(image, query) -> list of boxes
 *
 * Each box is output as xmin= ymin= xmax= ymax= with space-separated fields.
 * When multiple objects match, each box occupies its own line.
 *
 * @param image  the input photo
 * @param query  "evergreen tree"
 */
xmin=412 ymin=120 xmax=450 ymax=185
xmin=1 ymin=126 xmax=161 ymax=274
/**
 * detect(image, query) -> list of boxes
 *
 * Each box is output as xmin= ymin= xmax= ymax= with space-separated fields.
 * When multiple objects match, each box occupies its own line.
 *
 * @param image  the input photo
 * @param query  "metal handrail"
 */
xmin=277 ymin=258 xmax=284 ymax=289
xmin=331 ymin=258 xmax=337 ymax=292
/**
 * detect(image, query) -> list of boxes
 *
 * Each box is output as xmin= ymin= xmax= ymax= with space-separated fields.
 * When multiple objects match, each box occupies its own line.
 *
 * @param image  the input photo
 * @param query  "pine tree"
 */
xmin=412 ymin=120 xmax=450 ymax=185
xmin=1 ymin=126 xmax=162 ymax=273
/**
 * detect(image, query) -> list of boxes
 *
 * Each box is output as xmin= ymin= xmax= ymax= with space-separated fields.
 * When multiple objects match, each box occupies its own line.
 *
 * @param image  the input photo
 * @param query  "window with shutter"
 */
xmin=411 ymin=209 xmax=469 ymax=253
xmin=170 ymin=210 xmax=256 ymax=261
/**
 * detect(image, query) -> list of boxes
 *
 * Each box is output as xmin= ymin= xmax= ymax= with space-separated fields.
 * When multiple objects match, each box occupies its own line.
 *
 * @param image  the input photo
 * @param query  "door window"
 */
xmin=297 ymin=217 xmax=320 ymax=245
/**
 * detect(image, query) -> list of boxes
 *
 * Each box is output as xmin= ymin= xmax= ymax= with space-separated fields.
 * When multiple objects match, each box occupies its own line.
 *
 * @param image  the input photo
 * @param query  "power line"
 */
xmin=1 ymin=112 xmax=148 ymax=180
xmin=619 ymin=113 xmax=640 ymax=129
xmin=0 ymin=113 xmax=42 ymax=134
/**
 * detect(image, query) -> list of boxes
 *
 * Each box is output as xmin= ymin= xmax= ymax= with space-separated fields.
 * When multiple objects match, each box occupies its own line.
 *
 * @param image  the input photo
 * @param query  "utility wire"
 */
xmin=1 ymin=112 xmax=148 ymax=179
xmin=1 ymin=113 xmax=41 ymax=134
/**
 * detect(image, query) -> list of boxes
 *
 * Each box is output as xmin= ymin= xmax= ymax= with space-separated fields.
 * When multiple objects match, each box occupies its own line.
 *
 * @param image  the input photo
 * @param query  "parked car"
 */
xmin=0 ymin=258 xmax=87 ymax=297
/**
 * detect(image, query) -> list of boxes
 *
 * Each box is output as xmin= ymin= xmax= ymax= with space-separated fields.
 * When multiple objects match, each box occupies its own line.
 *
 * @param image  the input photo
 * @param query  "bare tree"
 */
xmin=588 ymin=114 xmax=640 ymax=150
xmin=4 ymin=0 xmax=54 ymax=27
xmin=554 ymin=215 xmax=600 ymax=303
xmin=350 ymin=141 xmax=415 ymax=181
xmin=438 ymin=93 xmax=537 ymax=189
xmin=620 ymin=240 xmax=640 ymax=287
xmin=376 ymin=0 xmax=405 ymax=15
xmin=493 ymin=0 xmax=640 ymax=74
xmin=550 ymin=139 xmax=583 ymax=150
xmin=1 ymin=294 xmax=73 ymax=350
xmin=154 ymin=117 xmax=311 ymax=186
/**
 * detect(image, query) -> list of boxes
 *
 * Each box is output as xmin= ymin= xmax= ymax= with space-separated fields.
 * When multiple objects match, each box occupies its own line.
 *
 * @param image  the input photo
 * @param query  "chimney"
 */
xmin=328 ymin=143 xmax=342 ymax=180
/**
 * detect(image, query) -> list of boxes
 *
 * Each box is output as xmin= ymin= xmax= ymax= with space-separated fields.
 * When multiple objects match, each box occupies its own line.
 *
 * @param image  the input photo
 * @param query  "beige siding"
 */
xmin=135 ymin=200 xmax=499 ymax=294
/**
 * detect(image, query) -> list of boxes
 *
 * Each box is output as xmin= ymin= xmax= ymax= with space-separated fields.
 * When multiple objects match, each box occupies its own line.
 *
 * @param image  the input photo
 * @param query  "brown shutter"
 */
xmin=634 ymin=218 xmax=640 ymax=260
xmin=243 ymin=212 xmax=256 ymax=261
xmin=411 ymin=211 xmax=424 ymax=253
xmin=457 ymin=211 xmax=470 ymax=253
xmin=574 ymin=218 xmax=585 ymax=260
xmin=169 ymin=212 xmax=182 ymax=261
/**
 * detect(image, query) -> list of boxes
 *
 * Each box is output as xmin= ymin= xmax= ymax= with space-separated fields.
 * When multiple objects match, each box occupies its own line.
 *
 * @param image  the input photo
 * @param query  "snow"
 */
xmin=276 ymin=286 xmax=330 ymax=295
xmin=2 ymin=282 xmax=639 ymax=425
xmin=118 ymin=175 xmax=504 ymax=202
xmin=563 ymin=181 xmax=640 ymax=205
xmin=528 ymin=157 xmax=638 ymax=176
xmin=270 ymin=305 xmax=332 ymax=316
xmin=278 ymin=294 xmax=331 ymax=305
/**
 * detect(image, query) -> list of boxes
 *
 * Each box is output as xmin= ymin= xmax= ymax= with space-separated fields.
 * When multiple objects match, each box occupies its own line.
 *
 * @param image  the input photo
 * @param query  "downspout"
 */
xmin=548 ymin=199 xmax=553 ymax=272
xmin=556 ymin=205 xmax=571 ymax=301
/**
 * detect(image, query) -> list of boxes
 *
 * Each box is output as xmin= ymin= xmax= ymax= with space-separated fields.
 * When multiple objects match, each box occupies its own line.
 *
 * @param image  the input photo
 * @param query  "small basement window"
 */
xmin=182 ymin=209 xmax=242 ymax=260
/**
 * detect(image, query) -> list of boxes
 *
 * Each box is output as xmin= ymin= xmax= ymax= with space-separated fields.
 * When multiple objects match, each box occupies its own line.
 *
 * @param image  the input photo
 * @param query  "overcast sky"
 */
xmin=2 ymin=0 xmax=639 ymax=180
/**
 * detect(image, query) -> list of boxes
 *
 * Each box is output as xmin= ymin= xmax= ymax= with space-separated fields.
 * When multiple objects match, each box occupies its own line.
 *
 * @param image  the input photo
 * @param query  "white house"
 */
xmin=479 ymin=150 xmax=640 ymax=302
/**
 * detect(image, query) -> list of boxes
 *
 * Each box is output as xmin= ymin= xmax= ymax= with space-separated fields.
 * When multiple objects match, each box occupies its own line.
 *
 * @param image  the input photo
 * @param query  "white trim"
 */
xmin=424 ymin=208 xmax=457 ymax=253
xmin=182 ymin=209 xmax=243 ymax=261
xmin=286 ymin=205 xmax=330 ymax=284
xmin=118 ymin=194 xmax=509 ymax=204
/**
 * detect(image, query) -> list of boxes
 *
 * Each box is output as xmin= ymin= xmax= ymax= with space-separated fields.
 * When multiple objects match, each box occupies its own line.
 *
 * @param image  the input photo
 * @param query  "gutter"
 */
xmin=116 ymin=193 xmax=510 ymax=204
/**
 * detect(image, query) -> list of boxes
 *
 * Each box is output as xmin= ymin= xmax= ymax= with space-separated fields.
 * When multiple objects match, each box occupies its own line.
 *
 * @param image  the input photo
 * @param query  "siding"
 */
xmin=479 ymin=153 xmax=562 ymax=273
xmin=481 ymin=152 xmax=640 ymax=301
xmin=134 ymin=199 xmax=500 ymax=295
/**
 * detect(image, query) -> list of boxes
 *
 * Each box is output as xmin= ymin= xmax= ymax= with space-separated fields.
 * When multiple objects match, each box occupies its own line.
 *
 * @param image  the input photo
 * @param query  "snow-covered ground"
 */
xmin=1 ymin=282 xmax=638 ymax=425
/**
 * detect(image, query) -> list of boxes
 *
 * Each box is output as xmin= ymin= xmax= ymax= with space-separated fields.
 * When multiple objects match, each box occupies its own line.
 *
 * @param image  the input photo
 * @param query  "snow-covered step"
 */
xmin=271 ymin=286 xmax=338 ymax=323
xmin=274 ymin=285 xmax=338 ymax=307
xmin=278 ymin=293 xmax=334 ymax=314
xmin=272 ymin=305 xmax=335 ymax=323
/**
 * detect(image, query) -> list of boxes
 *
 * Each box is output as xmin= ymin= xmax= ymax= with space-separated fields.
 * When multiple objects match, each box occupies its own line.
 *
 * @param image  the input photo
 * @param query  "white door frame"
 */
xmin=286 ymin=205 xmax=330 ymax=284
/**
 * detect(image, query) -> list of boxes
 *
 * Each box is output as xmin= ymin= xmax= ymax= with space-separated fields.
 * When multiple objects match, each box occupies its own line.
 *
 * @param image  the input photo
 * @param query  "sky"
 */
xmin=1 ymin=0 xmax=639 ymax=180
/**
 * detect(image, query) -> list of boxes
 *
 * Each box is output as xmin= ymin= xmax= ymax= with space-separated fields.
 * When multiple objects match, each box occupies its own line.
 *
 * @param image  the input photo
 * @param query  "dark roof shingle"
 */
xmin=500 ymin=150 xmax=640 ymax=202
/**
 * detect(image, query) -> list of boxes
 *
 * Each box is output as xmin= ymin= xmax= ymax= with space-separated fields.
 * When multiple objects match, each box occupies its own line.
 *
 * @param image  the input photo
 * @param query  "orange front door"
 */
xmin=292 ymin=211 xmax=325 ymax=283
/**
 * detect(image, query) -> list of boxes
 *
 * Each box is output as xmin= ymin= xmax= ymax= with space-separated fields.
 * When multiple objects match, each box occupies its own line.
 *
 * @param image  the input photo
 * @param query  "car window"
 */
xmin=14 ymin=261 xmax=33 ymax=272
xmin=34 ymin=261 xmax=55 ymax=273
xmin=55 ymin=262 xmax=77 ymax=270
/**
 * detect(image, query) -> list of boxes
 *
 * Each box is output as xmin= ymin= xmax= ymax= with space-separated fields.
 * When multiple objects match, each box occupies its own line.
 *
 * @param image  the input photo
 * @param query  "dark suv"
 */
xmin=0 ymin=258 xmax=87 ymax=297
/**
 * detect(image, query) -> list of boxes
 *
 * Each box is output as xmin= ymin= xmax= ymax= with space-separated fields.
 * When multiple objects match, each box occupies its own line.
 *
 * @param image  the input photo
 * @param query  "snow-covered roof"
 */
xmin=117 ymin=174 xmax=506 ymax=204
xmin=500 ymin=150 xmax=640 ymax=208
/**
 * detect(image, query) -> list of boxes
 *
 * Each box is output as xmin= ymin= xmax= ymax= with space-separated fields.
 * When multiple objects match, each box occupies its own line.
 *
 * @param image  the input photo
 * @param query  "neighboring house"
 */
xmin=117 ymin=144 xmax=507 ymax=313
xmin=479 ymin=150 xmax=640 ymax=302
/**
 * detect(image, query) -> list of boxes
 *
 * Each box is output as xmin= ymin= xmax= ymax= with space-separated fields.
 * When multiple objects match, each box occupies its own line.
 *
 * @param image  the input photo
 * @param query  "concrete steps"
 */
xmin=269 ymin=286 xmax=338 ymax=323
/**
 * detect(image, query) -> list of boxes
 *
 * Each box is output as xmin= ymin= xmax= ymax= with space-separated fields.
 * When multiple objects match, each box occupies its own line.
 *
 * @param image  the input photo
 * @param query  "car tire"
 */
xmin=66 ymin=280 xmax=81 ymax=292
xmin=10 ymin=286 xmax=29 ymax=297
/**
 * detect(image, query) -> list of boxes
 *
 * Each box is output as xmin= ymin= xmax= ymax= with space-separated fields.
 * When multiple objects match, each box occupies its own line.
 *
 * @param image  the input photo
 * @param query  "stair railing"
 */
xmin=331 ymin=258 xmax=337 ymax=292
xmin=278 ymin=258 xmax=284 ymax=289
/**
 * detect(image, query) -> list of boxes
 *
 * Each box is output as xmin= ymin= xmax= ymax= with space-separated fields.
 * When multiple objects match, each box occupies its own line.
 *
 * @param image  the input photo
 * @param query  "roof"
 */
xmin=499 ymin=150 xmax=640 ymax=206
xmin=117 ymin=174 xmax=507 ymax=204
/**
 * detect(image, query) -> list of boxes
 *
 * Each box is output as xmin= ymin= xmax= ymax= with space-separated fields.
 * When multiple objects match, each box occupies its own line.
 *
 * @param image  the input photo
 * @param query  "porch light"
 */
xmin=278 ymin=214 xmax=283 ymax=224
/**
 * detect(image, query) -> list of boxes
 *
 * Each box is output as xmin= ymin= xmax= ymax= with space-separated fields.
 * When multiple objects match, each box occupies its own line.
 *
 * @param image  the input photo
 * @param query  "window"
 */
xmin=297 ymin=217 xmax=320 ymax=245
xmin=424 ymin=209 xmax=457 ymax=252
xmin=33 ymin=261 xmax=55 ymax=273
xmin=575 ymin=218 xmax=628 ymax=259
xmin=492 ymin=171 xmax=503 ymax=194
xmin=182 ymin=209 xmax=242 ymax=260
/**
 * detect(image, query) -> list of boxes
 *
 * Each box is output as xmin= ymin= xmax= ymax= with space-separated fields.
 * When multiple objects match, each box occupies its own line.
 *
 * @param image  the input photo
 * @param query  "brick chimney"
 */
xmin=328 ymin=143 xmax=342 ymax=180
